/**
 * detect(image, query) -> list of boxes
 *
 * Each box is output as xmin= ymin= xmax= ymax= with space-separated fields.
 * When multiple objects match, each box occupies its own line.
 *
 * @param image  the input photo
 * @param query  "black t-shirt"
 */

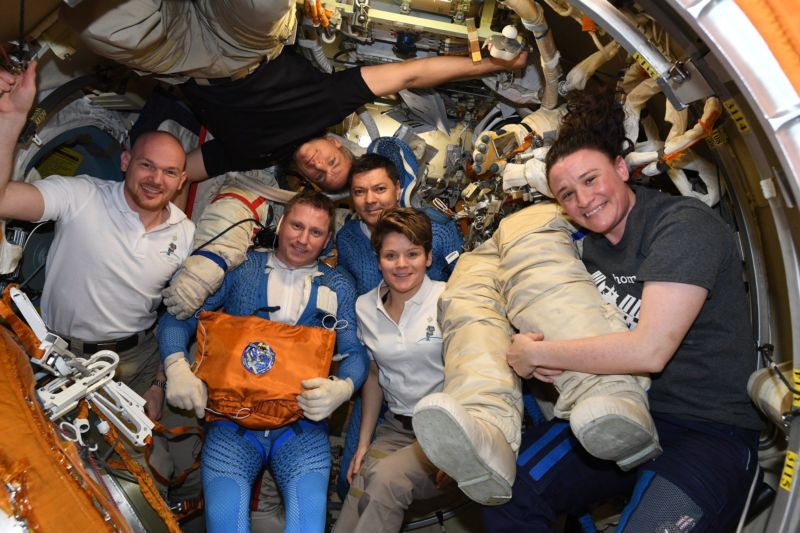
xmin=582 ymin=186 xmax=762 ymax=431
xmin=181 ymin=46 xmax=376 ymax=176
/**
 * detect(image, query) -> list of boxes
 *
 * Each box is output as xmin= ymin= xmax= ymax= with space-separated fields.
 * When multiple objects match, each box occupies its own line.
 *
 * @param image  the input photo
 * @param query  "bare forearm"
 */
xmin=508 ymin=282 xmax=706 ymax=379
xmin=357 ymin=368 xmax=384 ymax=445
xmin=533 ymin=330 xmax=667 ymax=375
xmin=402 ymin=56 xmax=506 ymax=88
xmin=362 ymin=53 xmax=527 ymax=97
xmin=0 ymin=114 xmax=27 ymax=196
xmin=0 ymin=64 xmax=36 ymax=192
xmin=0 ymin=63 xmax=45 ymax=220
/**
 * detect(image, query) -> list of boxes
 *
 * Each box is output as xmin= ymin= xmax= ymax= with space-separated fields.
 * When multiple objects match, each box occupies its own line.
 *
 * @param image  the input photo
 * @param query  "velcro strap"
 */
xmin=191 ymin=250 xmax=228 ymax=272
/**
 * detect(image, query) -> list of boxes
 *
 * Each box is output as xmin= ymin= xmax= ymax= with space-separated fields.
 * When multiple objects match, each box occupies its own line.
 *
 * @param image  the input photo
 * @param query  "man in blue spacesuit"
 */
xmin=158 ymin=190 xmax=368 ymax=532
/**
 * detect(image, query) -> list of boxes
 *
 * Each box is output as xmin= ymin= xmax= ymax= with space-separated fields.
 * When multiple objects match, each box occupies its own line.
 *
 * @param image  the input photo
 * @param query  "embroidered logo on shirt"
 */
xmin=418 ymin=320 xmax=442 ymax=342
xmin=242 ymin=341 xmax=276 ymax=375
xmin=162 ymin=242 xmax=177 ymax=257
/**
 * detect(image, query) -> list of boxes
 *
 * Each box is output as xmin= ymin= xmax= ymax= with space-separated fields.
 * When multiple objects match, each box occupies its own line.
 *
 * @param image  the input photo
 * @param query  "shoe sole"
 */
xmin=413 ymin=406 xmax=512 ymax=505
xmin=574 ymin=414 xmax=663 ymax=471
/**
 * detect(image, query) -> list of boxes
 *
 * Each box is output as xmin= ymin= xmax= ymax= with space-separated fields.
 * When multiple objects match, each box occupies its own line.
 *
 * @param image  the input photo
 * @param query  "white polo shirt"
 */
xmin=33 ymin=175 xmax=194 ymax=341
xmin=356 ymin=276 xmax=446 ymax=416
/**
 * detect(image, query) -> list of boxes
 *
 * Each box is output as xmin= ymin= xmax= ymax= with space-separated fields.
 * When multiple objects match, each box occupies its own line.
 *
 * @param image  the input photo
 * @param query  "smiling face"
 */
xmin=120 ymin=132 xmax=187 ymax=217
xmin=293 ymin=137 xmax=351 ymax=192
xmin=548 ymin=148 xmax=636 ymax=245
xmin=378 ymin=231 xmax=432 ymax=299
xmin=351 ymin=167 xmax=401 ymax=230
xmin=275 ymin=202 xmax=332 ymax=268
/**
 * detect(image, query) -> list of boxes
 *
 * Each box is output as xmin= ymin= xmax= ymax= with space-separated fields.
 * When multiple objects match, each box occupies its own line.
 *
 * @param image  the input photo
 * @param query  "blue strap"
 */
xmin=571 ymin=230 xmax=585 ymax=241
xmin=529 ymin=437 xmax=572 ymax=481
xmin=578 ymin=513 xmax=599 ymax=533
xmin=257 ymin=263 xmax=272 ymax=319
xmin=616 ymin=470 xmax=657 ymax=531
xmin=523 ymin=389 xmax=547 ymax=426
xmin=191 ymin=249 xmax=228 ymax=272
xmin=267 ymin=419 xmax=328 ymax=464
xmin=211 ymin=420 xmax=268 ymax=463
xmin=517 ymin=422 xmax=569 ymax=466
xmin=296 ymin=275 xmax=322 ymax=325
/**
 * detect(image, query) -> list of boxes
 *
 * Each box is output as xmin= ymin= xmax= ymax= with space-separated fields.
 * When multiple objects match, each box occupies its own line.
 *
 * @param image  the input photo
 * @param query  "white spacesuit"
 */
xmin=413 ymin=202 xmax=661 ymax=505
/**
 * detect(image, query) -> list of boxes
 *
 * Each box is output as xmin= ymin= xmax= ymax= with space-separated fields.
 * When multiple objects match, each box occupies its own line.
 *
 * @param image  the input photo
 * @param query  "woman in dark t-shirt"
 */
xmin=488 ymin=89 xmax=761 ymax=533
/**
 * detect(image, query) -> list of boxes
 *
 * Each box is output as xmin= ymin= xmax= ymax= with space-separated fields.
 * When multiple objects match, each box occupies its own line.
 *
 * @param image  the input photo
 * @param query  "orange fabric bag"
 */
xmin=194 ymin=310 xmax=335 ymax=429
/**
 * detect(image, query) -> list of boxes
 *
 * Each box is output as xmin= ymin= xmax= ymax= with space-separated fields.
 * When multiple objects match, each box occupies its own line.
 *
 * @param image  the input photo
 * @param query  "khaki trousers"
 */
xmin=63 ymin=0 xmax=297 ymax=79
xmin=334 ymin=413 xmax=450 ymax=533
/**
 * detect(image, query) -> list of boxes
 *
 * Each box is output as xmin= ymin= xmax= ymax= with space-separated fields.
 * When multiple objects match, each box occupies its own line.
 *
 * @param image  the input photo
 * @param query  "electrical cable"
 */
xmin=758 ymin=343 xmax=800 ymax=396
xmin=191 ymin=217 xmax=268 ymax=253
xmin=21 ymin=221 xmax=46 ymax=251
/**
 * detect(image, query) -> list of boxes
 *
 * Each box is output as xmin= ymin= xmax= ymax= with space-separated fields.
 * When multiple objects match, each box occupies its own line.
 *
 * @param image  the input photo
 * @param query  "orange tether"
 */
xmin=95 ymin=409 xmax=183 ymax=533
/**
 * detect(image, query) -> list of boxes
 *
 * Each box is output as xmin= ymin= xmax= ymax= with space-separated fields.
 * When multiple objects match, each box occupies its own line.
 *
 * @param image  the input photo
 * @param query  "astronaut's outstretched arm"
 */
xmin=0 ymin=63 xmax=45 ymax=222
xmin=163 ymin=186 xmax=271 ymax=319
xmin=360 ymin=52 xmax=528 ymax=98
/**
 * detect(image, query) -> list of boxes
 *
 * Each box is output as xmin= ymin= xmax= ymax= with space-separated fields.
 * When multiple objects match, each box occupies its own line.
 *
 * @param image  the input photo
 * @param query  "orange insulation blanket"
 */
xmin=0 ymin=327 xmax=131 ymax=532
xmin=736 ymin=0 xmax=800 ymax=95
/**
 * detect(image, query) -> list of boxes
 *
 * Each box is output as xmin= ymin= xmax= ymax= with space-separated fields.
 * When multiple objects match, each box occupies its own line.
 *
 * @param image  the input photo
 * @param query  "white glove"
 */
xmin=162 ymin=255 xmax=226 ymax=319
xmin=297 ymin=377 xmax=354 ymax=421
xmin=164 ymin=352 xmax=207 ymax=418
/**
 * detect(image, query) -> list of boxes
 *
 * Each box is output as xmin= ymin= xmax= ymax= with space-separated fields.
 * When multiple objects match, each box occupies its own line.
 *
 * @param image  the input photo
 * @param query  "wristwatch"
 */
xmin=151 ymin=379 xmax=167 ymax=391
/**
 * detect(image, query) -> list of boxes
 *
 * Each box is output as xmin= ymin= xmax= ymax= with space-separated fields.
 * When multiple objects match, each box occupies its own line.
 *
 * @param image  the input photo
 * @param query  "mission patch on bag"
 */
xmin=242 ymin=341 xmax=276 ymax=375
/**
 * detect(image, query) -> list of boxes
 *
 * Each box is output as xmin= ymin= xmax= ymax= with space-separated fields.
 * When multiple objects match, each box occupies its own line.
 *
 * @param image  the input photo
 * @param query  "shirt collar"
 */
xmin=163 ymin=202 xmax=188 ymax=226
xmin=408 ymin=275 xmax=434 ymax=306
xmin=359 ymin=220 xmax=371 ymax=238
xmin=378 ymin=275 xmax=434 ymax=307
xmin=111 ymin=181 xmax=187 ymax=230
xmin=267 ymin=253 xmax=318 ymax=272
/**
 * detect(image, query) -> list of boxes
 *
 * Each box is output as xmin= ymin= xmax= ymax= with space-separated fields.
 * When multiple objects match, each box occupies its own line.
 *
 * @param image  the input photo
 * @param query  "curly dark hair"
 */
xmin=545 ymin=88 xmax=632 ymax=178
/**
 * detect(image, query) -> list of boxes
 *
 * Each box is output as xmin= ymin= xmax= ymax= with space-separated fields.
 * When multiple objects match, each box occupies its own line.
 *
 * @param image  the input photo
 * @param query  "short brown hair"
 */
xmin=285 ymin=189 xmax=336 ymax=235
xmin=371 ymin=207 xmax=432 ymax=255
xmin=348 ymin=153 xmax=400 ymax=190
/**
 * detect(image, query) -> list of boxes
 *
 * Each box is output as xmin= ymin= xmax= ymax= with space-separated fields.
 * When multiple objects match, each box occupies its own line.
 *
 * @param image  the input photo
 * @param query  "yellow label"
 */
xmin=466 ymin=18 xmax=481 ymax=63
xmin=633 ymin=52 xmax=659 ymax=80
xmin=36 ymin=146 xmax=84 ymax=178
xmin=29 ymin=107 xmax=47 ymax=128
xmin=723 ymin=98 xmax=751 ymax=133
xmin=793 ymin=369 xmax=800 ymax=408
xmin=779 ymin=451 xmax=798 ymax=492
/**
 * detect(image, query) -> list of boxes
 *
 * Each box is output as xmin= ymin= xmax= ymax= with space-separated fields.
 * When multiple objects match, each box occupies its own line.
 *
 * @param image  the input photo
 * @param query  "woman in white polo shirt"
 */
xmin=334 ymin=208 xmax=451 ymax=533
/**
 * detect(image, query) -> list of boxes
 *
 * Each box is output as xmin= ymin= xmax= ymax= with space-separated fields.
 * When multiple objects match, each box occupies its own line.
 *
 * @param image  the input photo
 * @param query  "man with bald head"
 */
xmin=0 ymin=63 xmax=199 ymax=501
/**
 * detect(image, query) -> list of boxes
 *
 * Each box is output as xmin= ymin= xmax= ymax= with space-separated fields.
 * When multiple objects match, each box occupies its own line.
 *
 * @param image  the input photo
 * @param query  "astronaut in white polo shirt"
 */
xmin=0 ymin=62 xmax=199 ymax=502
